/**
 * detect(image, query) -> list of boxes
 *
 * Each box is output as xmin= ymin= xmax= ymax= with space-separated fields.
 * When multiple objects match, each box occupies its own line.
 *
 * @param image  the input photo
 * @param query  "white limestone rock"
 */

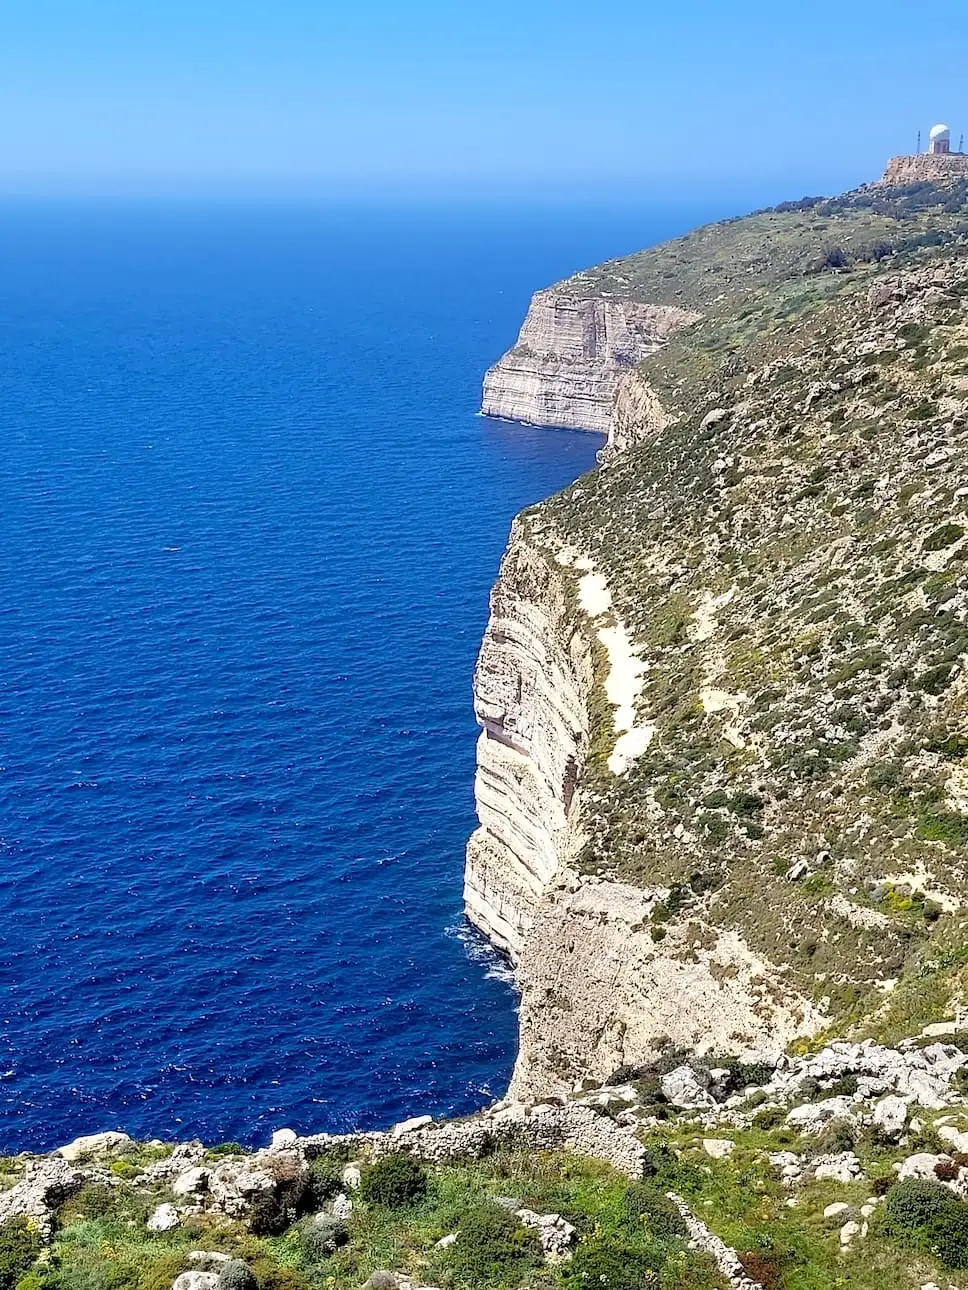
xmin=56 ymin=1131 xmax=132 ymax=1163
xmin=839 ymin=1220 xmax=861 ymax=1247
xmin=516 ymin=1208 xmax=577 ymax=1259
xmin=786 ymin=1097 xmax=856 ymax=1133
xmin=661 ymin=1066 xmax=713 ymax=1109
xmin=813 ymin=1154 xmax=863 ymax=1184
xmin=392 ymin=1115 xmax=433 ymax=1138
xmin=171 ymin=1275 xmax=219 ymax=1290
xmin=702 ymin=1138 xmax=736 ymax=1159
xmin=171 ymin=1167 xmax=209 ymax=1197
xmin=481 ymin=287 xmax=698 ymax=435
xmin=823 ymin=1202 xmax=850 ymax=1220
xmin=873 ymin=1095 xmax=909 ymax=1140
xmin=332 ymin=1192 xmax=353 ymax=1220
xmin=147 ymin=1203 xmax=181 ymax=1233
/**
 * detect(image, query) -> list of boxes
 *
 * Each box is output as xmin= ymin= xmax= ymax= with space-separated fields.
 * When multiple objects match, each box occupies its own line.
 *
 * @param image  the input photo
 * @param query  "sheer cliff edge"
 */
xmin=468 ymin=165 xmax=968 ymax=1099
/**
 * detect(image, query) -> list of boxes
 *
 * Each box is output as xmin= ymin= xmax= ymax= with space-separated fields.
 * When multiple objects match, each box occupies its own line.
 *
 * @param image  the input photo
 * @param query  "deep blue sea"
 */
xmin=0 ymin=199 xmax=722 ymax=1152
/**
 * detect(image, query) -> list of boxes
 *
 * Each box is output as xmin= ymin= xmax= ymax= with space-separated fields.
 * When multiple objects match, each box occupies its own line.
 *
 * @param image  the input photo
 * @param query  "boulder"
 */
xmin=839 ymin=1220 xmax=861 ymax=1247
xmin=341 ymin=1163 xmax=362 ymax=1190
xmin=898 ymin=1153 xmax=952 ymax=1181
xmin=702 ymin=1139 xmax=735 ymax=1160
xmin=365 ymin=1273 xmax=400 ymax=1290
xmin=171 ymin=1167 xmax=210 ymax=1197
xmin=171 ymin=1275 xmax=219 ymax=1290
xmin=516 ymin=1208 xmax=577 ymax=1258
xmin=660 ymin=1066 xmax=712 ymax=1109
xmin=873 ymin=1095 xmax=909 ymax=1140
xmin=147 ymin=1203 xmax=181 ymax=1233
xmin=813 ymin=1154 xmax=862 ymax=1184
xmin=823 ymin=1202 xmax=850 ymax=1220
xmin=937 ymin=1124 xmax=968 ymax=1155
xmin=786 ymin=1097 xmax=856 ymax=1133
xmin=56 ymin=1131 xmax=132 ymax=1163
xmin=332 ymin=1192 xmax=353 ymax=1220
xmin=270 ymin=1129 xmax=298 ymax=1151
xmin=392 ymin=1115 xmax=433 ymax=1138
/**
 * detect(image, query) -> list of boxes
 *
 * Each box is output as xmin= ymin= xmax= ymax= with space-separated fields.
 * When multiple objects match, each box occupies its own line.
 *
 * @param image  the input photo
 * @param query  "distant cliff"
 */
xmin=480 ymin=288 xmax=698 ymax=434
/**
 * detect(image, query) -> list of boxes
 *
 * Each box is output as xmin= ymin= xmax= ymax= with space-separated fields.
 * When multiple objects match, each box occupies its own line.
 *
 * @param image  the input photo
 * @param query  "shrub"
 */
xmin=884 ymin=1178 xmax=968 ymax=1268
xmin=0 ymin=1217 xmax=39 ymax=1290
xmin=206 ymin=1142 xmax=244 ymax=1158
xmin=307 ymin=1156 xmax=344 ymax=1204
xmin=447 ymin=1205 xmax=543 ymax=1286
xmin=929 ymin=1203 xmax=968 ymax=1268
xmin=827 ymin=1074 xmax=859 ymax=1097
xmin=297 ymin=1214 xmax=349 ymax=1262
xmin=620 ymin=1183 xmax=685 ymax=1240
xmin=814 ymin=1119 xmax=856 ymax=1154
xmin=217 ymin=1260 xmax=259 ymax=1290
xmin=563 ymin=1237 xmax=660 ymax=1290
xmin=884 ymin=1179 xmax=952 ymax=1230
xmin=737 ymin=1250 xmax=786 ymax=1290
xmin=752 ymin=1105 xmax=786 ymax=1131
xmin=359 ymin=1154 xmax=428 ymax=1209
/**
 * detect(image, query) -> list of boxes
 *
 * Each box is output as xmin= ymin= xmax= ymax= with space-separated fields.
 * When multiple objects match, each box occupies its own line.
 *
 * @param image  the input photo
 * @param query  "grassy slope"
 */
xmin=529 ymin=178 xmax=968 ymax=1037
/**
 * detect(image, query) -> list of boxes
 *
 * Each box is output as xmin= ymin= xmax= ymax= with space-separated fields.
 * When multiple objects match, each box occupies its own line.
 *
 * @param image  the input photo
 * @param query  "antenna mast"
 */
xmin=917 ymin=129 xmax=922 ymax=154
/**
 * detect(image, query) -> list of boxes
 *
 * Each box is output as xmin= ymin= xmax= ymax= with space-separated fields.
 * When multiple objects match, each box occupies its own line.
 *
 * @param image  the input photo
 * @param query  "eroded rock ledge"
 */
xmin=481 ymin=288 xmax=697 ymax=433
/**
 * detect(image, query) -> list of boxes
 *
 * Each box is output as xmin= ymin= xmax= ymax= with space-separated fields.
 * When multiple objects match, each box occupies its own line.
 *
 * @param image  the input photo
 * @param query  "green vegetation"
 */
xmin=359 ymin=1154 xmax=429 ymax=1209
xmin=527 ymin=174 xmax=968 ymax=1031
xmin=7 ymin=1149 xmax=727 ymax=1290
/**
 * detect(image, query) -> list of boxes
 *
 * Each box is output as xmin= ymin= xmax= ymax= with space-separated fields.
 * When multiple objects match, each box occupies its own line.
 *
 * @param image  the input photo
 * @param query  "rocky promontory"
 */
xmin=468 ymin=168 xmax=968 ymax=1100
xmin=481 ymin=289 xmax=698 ymax=433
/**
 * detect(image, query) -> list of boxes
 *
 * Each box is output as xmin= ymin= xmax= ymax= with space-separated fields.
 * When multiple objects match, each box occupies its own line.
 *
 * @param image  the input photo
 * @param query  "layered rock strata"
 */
xmin=481 ymin=288 xmax=697 ymax=433
xmin=463 ymin=524 xmax=593 ymax=959
xmin=465 ymin=522 xmax=821 ymax=1098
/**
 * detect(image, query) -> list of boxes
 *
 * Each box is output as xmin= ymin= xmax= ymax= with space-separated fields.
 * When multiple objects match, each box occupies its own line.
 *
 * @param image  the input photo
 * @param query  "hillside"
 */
xmin=467 ymin=170 xmax=968 ymax=1096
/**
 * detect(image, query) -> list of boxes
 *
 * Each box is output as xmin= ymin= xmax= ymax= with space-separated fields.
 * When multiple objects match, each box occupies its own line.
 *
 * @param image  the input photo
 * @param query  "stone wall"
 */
xmin=300 ymin=1100 xmax=648 ymax=1179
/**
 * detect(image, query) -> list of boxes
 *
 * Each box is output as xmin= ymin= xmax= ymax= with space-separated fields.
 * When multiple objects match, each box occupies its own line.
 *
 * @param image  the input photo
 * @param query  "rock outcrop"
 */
xmin=880 ymin=153 xmax=968 ymax=187
xmin=481 ymin=288 xmax=698 ymax=434
xmin=463 ymin=525 xmax=593 ymax=959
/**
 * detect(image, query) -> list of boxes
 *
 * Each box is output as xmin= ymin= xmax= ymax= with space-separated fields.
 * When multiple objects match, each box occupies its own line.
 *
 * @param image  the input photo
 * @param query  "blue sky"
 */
xmin=2 ymin=0 xmax=966 ymax=199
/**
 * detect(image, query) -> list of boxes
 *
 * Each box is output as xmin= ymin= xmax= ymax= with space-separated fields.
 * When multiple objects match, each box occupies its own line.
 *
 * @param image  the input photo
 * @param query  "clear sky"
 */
xmin=2 ymin=0 xmax=966 ymax=201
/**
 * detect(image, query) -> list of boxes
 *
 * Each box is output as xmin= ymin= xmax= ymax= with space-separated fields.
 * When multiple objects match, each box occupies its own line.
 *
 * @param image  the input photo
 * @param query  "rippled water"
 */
xmin=0 ymin=200 xmax=710 ymax=1151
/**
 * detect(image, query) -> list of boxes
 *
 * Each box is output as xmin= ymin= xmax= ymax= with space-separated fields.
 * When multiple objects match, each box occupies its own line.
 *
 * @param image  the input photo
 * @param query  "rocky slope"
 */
xmin=467 ymin=168 xmax=968 ymax=1100
xmin=12 ymin=1012 xmax=968 ymax=1290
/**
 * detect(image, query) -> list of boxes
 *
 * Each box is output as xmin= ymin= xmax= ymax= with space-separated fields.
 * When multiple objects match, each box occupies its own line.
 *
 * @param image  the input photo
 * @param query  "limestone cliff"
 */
xmin=463 ymin=525 xmax=593 ymax=959
xmin=466 ymin=519 xmax=822 ymax=1097
xmin=467 ymin=172 xmax=968 ymax=1101
xmin=481 ymin=288 xmax=698 ymax=433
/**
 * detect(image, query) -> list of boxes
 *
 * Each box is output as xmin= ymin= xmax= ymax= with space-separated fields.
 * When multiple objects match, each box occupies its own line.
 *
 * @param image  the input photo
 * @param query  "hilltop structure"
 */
xmin=882 ymin=121 xmax=968 ymax=184
xmin=929 ymin=122 xmax=953 ymax=154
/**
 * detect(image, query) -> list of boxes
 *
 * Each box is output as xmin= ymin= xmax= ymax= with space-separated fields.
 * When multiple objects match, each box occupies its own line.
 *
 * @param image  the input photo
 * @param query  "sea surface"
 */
xmin=0 ymin=198 xmax=724 ymax=1152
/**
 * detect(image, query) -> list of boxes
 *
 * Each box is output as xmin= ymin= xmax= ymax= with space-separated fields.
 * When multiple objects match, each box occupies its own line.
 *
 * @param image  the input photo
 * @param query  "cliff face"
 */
xmin=481 ymin=288 xmax=698 ymax=433
xmin=881 ymin=153 xmax=968 ymax=186
xmin=467 ymin=175 xmax=968 ymax=1101
xmin=467 ymin=521 xmax=822 ymax=1098
xmin=463 ymin=525 xmax=593 ymax=959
